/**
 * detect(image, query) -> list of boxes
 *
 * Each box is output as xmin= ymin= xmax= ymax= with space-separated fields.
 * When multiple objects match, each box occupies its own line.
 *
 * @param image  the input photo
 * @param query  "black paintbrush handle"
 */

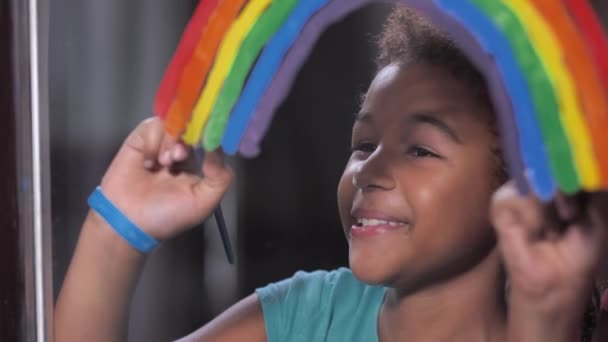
xmin=214 ymin=205 xmax=234 ymax=264
xmin=193 ymin=148 xmax=235 ymax=264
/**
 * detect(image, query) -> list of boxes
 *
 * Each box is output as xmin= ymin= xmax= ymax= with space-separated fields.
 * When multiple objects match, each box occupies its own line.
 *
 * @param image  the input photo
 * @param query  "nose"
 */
xmin=352 ymin=146 xmax=396 ymax=191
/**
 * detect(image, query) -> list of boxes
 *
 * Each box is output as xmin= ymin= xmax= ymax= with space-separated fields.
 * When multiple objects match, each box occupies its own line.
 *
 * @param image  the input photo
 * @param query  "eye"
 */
xmin=407 ymin=145 xmax=440 ymax=158
xmin=350 ymin=141 xmax=377 ymax=154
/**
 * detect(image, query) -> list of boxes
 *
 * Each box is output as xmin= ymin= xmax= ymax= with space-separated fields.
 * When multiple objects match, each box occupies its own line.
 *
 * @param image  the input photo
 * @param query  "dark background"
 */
xmin=0 ymin=0 xmax=21 ymax=340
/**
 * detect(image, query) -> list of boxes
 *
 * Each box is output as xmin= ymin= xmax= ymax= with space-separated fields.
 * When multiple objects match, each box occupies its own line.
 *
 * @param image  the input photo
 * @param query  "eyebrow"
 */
xmin=354 ymin=111 xmax=463 ymax=144
xmin=408 ymin=113 xmax=462 ymax=144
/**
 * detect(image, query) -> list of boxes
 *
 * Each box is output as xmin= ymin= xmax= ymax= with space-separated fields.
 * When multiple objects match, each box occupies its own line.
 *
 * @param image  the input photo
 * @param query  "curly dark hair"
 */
xmin=374 ymin=6 xmax=600 ymax=341
xmin=376 ymin=7 xmax=486 ymax=95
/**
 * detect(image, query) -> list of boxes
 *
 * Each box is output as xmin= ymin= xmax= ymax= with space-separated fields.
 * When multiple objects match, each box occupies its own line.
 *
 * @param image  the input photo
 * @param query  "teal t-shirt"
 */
xmin=255 ymin=267 xmax=387 ymax=342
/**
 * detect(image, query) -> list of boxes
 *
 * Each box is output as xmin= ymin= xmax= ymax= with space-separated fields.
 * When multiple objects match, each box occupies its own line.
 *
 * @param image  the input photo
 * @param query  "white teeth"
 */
xmin=356 ymin=218 xmax=402 ymax=227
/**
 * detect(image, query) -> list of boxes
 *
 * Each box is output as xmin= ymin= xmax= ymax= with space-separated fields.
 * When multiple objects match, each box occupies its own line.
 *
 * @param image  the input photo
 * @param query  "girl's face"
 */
xmin=337 ymin=63 xmax=501 ymax=291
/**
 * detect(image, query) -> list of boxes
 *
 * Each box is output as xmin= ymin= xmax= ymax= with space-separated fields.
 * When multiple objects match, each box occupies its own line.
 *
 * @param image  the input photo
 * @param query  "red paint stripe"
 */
xmin=153 ymin=0 xmax=220 ymax=118
xmin=565 ymin=0 xmax=608 ymax=93
xmin=534 ymin=0 xmax=608 ymax=186
xmin=164 ymin=0 xmax=248 ymax=138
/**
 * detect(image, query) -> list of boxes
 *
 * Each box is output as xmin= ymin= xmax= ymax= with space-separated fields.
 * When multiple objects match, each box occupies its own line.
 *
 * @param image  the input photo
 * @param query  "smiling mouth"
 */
xmin=350 ymin=218 xmax=409 ymax=237
xmin=355 ymin=218 xmax=404 ymax=227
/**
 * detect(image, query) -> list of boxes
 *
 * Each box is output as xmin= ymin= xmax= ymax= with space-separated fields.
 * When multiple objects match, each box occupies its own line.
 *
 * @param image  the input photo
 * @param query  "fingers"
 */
xmin=553 ymin=193 xmax=584 ymax=225
xmin=122 ymin=117 xmax=192 ymax=171
xmin=492 ymin=182 xmax=545 ymax=238
xmin=491 ymin=183 xmax=595 ymax=244
xmin=201 ymin=149 xmax=229 ymax=179
xmin=120 ymin=117 xmax=233 ymax=206
xmin=551 ymin=193 xmax=606 ymax=272
xmin=157 ymin=133 xmax=190 ymax=168
xmin=123 ymin=117 xmax=166 ymax=167
xmin=572 ymin=194 xmax=608 ymax=267
xmin=101 ymin=118 xmax=168 ymax=204
xmin=120 ymin=117 xmax=231 ymax=177
xmin=191 ymin=150 xmax=234 ymax=213
xmin=491 ymin=182 xmax=545 ymax=267
xmin=493 ymin=182 xmax=608 ymax=280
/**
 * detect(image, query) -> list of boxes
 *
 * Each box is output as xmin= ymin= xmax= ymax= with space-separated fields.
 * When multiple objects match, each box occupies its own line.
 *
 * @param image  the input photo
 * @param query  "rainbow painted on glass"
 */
xmin=153 ymin=0 xmax=608 ymax=201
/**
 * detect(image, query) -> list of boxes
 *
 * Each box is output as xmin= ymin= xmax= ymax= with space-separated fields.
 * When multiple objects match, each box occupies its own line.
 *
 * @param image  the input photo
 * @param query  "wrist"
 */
xmin=509 ymin=278 xmax=594 ymax=313
xmin=506 ymin=315 xmax=581 ymax=342
xmin=507 ymin=291 xmax=586 ymax=342
xmin=87 ymin=186 xmax=159 ymax=253
xmin=84 ymin=210 xmax=150 ymax=261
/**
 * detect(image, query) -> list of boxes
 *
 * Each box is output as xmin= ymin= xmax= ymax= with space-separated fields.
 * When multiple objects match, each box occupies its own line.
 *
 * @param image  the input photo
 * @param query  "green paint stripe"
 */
xmin=203 ymin=0 xmax=300 ymax=150
xmin=473 ymin=0 xmax=579 ymax=192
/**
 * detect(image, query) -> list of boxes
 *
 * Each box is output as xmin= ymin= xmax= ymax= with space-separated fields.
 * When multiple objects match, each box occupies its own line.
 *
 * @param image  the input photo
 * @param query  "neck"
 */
xmin=378 ymin=249 xmax=507 ymax=342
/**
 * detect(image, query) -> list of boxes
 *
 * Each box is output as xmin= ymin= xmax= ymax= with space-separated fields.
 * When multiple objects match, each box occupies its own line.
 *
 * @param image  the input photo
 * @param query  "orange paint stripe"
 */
xmin=164 ymin=0 xmax=248 ymax=138
xmin=153 ymin=0 xmax=219 ymax=118
xmin=564 ymin=0 xmax=608 ymax=105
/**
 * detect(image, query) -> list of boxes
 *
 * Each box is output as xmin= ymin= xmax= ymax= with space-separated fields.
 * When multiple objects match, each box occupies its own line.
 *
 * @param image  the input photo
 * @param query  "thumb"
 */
xmin=119 ymin=117 xmax=166 ymax=168
xmin=491 ymin=182 xmax=543 ymax=269
xmin=100 ymin=118 xmax=167 ymax=206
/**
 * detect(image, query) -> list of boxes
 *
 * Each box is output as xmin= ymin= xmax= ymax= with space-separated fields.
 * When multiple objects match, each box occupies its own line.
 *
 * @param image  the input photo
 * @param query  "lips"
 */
xmin=355 ymin=218 xmax=404 ymax=227
xmin=349 ymin=208 xmax=409 ymax=237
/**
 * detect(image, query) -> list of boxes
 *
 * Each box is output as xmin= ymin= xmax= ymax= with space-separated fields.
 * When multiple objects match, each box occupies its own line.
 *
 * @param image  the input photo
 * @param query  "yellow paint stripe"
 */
xmin=182 ymin=0 xmax=273 ymax=144
xmin=504 ymin=0 xmax=600 ymax=190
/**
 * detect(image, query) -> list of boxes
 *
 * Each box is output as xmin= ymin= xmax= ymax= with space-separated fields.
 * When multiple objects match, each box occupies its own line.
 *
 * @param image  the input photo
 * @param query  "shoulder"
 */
xmin=256 ymin=268 xmax=385 ymax=341
xmin=256 ymin=267 xmax=374 ymax=307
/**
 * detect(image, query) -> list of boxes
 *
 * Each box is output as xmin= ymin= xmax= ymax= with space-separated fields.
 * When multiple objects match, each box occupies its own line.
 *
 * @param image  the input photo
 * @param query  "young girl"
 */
xmin=55 ymin=6 xmax=607 ymax=342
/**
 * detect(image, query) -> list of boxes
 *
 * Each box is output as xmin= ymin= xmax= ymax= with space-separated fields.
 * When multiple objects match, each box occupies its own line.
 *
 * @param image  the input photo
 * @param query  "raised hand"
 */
xmin=100 ymin=117 xmax=233 ymax=241
xmin=491 ymin=182 xmax=608 ymax=341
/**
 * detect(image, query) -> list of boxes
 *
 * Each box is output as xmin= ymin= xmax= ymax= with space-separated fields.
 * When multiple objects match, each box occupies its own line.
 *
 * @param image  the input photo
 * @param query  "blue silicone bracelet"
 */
xmin=88 ymin=186 xmax=158 ymax=253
